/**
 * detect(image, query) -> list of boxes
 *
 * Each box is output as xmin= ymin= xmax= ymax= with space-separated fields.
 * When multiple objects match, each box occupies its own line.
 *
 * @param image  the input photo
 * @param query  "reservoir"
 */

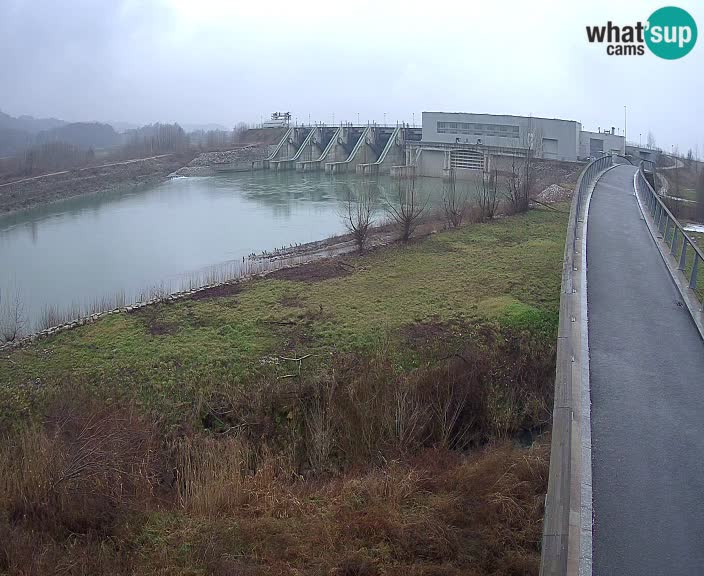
xmin=0 ymin=171 xmax=467 ymax=331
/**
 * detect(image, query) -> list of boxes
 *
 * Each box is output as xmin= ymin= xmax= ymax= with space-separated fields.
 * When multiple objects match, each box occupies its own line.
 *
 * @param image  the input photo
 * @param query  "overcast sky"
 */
xmin=1 ymin=0 xmax=702 ymax=152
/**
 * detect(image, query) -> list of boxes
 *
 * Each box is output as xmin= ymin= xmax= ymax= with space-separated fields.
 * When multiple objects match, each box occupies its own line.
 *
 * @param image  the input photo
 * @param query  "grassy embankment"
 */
xmin=0 ymin=205 xmax=568 ymax=576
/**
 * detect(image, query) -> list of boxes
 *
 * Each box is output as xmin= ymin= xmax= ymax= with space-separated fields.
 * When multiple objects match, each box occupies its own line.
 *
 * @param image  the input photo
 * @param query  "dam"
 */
xmin=196 ymin=110 xmax=640 ymax=183
xmin=259 ymin=123 xmax=422 ymax=176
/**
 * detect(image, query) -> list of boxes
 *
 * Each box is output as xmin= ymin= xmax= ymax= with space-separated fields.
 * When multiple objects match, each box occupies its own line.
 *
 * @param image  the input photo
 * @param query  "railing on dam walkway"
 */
xmin=636 ymin=160 xmax=704 ymax=309
xmin=540 ymin=153 xmax=613 ymax=576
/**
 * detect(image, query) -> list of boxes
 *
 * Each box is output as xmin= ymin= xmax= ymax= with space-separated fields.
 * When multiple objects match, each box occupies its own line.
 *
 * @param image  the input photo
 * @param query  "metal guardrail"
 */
xmin=636 ymin=161 xmax=704 ymax=309
xmin=571 ymin=154 xmax=613 ymax=251
xmin=541 ymin=153 xmax=613 ymax=576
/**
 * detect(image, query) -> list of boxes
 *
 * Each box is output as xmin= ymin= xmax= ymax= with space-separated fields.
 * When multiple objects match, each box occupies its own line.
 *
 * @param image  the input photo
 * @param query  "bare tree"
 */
xmin=341 ymin=182 xmax=376 ymax=253
xmin=503 ymin=121 xmax=541 ymax=214
xmin=442 ymin=168 xmax=469 ymax=228
xmin=476 ymin=168 xmax=500 ymax=221
xmin=0 ymin=289 xmax=26 ymax=343
xmin=673 ymin=158 xmax=681 ymax=197
xmin=504 ymin=156 xmax=528 ymax=214
xmin=232 ymin=122 xmax=250 ymax=144
xmin=647 ymin=131 xmax=657 ymax=150
xmin=385 ymin=174 xmax=428 ymax=242
xmin=696 ymin=170 xmax=704 ymax=223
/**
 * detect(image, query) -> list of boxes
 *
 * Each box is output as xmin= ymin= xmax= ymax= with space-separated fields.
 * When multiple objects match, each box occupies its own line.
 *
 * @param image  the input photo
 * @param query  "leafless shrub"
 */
xmin=504 ymin=120 xmax=541 ymax=214
xmin=232 ymin=122 xmax=250 ymax=144
xmin=391 ymin=382 xmax=430 ymax=454
xmin=476 ymin=168 xmax=500 ymax=221
xmin=697 ymin=170 xmax=704 ymax=222
xmin=442 ymin=168 xmax=469 ymax=228
xmin=0 ymin=398 xmax=160 ymax=536
xmin=504 ymin=156 xmax=527 ymax=214
xmin=38 ymin=303 xmax=83 ymax=331
xmin=442 ymin=168 xmax=467 ymax=228
xmin=0 ymin=289 xmax=26 ymax=342
xmin=385 ymin=174 xmax=428 ymax=242
xmin=304 ymin=379 xmax=338 ymax=473
xmin=175 ymin=435 xmax=252 ymax=515
xmin=340 ymin=182 xmax=376 ymax=253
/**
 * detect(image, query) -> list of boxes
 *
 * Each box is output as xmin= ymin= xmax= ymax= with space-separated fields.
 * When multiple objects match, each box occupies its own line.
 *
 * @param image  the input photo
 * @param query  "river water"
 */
xmin=1 ymin=171 xmax=472 ymax=331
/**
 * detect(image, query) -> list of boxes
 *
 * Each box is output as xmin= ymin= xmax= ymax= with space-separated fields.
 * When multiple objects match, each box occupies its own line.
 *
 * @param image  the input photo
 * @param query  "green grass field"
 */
xmin=1 ymin=206 xmax=567 ymax=426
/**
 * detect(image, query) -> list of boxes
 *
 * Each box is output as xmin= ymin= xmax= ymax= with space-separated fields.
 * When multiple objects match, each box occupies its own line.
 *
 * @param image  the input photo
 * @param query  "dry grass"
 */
xmin=0 ymin=326 xmax=553 ymax=575
xmin=165 ymin=441 xmax=549 ymax=576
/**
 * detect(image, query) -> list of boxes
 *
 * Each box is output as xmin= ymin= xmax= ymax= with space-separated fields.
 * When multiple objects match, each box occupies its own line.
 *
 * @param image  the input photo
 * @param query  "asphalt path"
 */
xmin=588 ymin=164 xmax=704 ymax=575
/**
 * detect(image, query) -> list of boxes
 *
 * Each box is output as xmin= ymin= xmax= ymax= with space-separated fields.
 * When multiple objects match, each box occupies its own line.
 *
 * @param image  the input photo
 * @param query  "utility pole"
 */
xmin=624 ymin=105 xmax=627 ymax=148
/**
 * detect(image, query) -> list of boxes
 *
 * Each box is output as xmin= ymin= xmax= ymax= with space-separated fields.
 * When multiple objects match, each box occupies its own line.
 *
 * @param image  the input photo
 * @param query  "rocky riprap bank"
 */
xmin=173 ymin=145 xmax=270 ymax=177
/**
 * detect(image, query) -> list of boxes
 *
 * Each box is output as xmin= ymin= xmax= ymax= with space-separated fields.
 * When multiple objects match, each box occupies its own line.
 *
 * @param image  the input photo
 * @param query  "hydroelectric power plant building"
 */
xmin=415 ymin=112 xmax=625 ymax=179
xmin=250 ymin=111 xmax=625 ymax=180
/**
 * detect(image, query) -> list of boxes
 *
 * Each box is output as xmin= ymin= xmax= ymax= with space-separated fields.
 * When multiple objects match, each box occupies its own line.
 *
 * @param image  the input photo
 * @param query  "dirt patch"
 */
xmin=131 ymin=306 xmax=179 ymax=336
xmin=280 ymin=324 xmax=315 ymax=355
xmin=189 ymin=282 xmax=242 ymax=301
xmin=147 ymin=320 xmax=178 ymax=336
xmin=400 ymin=318 xmax=454 ymax=348
xmin=279 ymin=293 xmax=305 ymax=308
xmin=399 ymin=318 xmax=479 ymax=353
xmin=270 ymin=259 xmax=355 ymax=282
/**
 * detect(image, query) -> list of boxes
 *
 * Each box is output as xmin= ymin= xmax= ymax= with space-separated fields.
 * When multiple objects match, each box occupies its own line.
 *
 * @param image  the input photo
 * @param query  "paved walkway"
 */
xmin=587 ymin=164 xmax=704 ymax=575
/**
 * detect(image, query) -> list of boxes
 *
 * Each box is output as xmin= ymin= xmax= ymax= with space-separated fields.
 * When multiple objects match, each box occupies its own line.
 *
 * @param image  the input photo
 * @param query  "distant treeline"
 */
xmin=0 ymin=119 xmax=120 ymax=157
xmin=0 ymin=117 xmax=251 ymax=179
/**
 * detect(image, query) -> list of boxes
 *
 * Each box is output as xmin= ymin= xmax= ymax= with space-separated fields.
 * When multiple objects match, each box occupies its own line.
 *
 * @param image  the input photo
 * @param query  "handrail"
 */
xmin=325 ymin=126 xmax=371 ymax=170
xmin=342 ymin=125 xmax=371 ymax=163
xmin=370 ymin=125 xmax=402 ymax=166
xmin=613 ymin=154 xmax=634 ymax=165
xmin=271 ymin=127 xmax=316 ymax=164
xmin=571 ymin=154 xmax=614 ymax=251
xmin=635 ymin=161 xmax=704 ymax=309
xmin=264 ymin=127 xmax=293 ymax=162
xmin=296 ymin=127 xmax=343 ymax=171
xmin=540 ymin=153 xmax=613 ymax=576
xmin=315 ymin=126 xmax=342 ymax=161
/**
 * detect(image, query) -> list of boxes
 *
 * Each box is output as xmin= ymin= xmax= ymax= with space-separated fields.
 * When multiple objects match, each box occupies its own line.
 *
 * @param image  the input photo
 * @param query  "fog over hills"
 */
xmin=0 ymin=110 xmax=66 ymax=134
xmin=0 ymin=110 xmax=124 ymax=156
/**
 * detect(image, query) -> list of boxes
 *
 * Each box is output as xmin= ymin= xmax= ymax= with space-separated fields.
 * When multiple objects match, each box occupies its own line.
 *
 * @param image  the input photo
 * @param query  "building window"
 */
xmin=437 ymin=121 xmax=519 ymax=139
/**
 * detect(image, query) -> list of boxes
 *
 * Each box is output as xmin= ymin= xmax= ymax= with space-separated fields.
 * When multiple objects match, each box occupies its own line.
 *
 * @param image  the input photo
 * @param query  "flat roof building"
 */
xmin=415 ymin=111 xmax=625 ymax=179
xmin=422 ymin=112 xmax=581 ymax=162
xmin=580 ymin=129 xmax=625 ymax=158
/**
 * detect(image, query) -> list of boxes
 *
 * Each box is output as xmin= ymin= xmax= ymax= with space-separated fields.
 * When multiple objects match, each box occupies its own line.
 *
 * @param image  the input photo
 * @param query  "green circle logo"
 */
xmin=645 ymin=6 xmax=698 ymax=59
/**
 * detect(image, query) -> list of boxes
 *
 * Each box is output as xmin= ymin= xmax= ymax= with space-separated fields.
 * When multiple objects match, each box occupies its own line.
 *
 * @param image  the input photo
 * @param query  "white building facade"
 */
xmin=415 ymin=111 xmax=625 ymax=179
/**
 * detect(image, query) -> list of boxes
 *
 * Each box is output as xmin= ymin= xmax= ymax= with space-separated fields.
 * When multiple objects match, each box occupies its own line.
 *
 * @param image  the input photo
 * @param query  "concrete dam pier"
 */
xmin=260 ymin=124 xmax=422 ymax=176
